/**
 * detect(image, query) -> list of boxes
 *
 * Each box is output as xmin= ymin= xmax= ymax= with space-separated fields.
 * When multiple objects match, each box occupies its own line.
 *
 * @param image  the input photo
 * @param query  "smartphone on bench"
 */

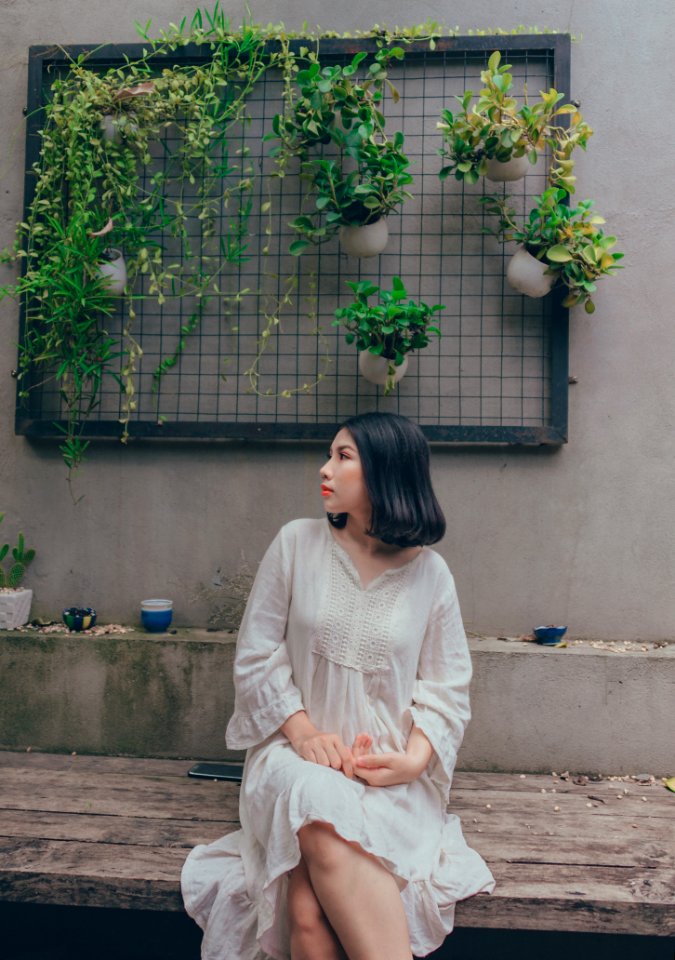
xmin=188 ymin=761 xmax=244 ymax=782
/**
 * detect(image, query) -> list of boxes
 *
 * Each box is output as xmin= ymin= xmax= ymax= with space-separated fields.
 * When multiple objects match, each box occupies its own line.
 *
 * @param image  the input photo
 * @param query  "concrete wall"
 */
xmin=2 ymin=631 xmax=673 ymax=775
xmin=1 ymin=1 xmax=674 ymax=640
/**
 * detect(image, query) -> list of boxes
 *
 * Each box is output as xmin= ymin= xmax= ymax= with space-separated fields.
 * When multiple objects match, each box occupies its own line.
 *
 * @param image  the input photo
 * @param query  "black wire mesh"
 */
xmin=18 ymin=38 xmax=570 ymax=444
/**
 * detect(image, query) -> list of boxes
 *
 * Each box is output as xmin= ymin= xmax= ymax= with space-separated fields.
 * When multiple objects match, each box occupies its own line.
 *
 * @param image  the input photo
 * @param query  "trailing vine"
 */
xmin=0 ymin=5 xmax=574 ymax=478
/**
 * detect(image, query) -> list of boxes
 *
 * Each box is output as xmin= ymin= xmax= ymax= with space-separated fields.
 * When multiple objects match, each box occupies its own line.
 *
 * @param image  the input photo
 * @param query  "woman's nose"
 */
xmin=320 ymin=460 xmax=331 ymax=479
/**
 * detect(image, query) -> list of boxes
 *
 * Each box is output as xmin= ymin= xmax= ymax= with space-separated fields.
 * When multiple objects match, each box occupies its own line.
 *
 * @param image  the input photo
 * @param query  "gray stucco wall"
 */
xmin=1 ymin=0 xmax=674 ymax=640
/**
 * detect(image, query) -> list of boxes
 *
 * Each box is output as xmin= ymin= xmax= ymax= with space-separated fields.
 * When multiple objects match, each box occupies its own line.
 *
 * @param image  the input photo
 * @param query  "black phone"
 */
xmin=187 ymin=761 xmax=244 ymax=782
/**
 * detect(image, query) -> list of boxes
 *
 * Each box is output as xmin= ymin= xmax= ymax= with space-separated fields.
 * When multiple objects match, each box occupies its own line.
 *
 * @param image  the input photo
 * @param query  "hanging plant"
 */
xmin=267 ymin=47 xmax=413 ymax=256
xmin=437 ymin=50 xmax=592 ymax=192
xmin=1 ymin=7 xmax=272 ymax=477
xmin=480 ymin=187 xmax=624 ymax=312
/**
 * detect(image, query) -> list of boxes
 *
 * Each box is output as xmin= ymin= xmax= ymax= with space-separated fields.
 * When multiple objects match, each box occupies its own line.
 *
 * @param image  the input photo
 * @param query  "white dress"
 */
xmin=182 ymin=518 xmax=495 ymax=959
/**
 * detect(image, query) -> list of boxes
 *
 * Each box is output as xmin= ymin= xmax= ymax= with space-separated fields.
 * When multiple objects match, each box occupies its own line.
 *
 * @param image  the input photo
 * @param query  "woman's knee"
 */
xmin=297 ymin=821 xmax=349 ymax=872
xmin=288 ymin=860 xmax=326 ymax=936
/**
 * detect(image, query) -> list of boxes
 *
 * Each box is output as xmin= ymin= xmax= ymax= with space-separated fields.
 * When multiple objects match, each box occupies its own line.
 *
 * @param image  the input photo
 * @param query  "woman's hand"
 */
xmin=354 ymin=725 xmax=434 ymax=787
xmin=294 ymin=730 xmax=357 ymax=777
xmin=281 ymin=712 xmax=373 ymax=779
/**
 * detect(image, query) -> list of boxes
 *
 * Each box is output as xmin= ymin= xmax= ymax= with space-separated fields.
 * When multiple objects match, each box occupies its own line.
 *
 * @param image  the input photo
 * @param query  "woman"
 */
xmin=182 ymin=412 xmax=494 ymax=960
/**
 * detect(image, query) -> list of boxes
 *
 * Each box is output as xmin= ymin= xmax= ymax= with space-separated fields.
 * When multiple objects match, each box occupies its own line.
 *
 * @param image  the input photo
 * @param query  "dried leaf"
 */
xmin=114 ymin=81 xmax=156 ymax=100
xmin=89 ymin=218 xmax=114 ymax=237
xmin=663 ymin=776 xmax=675 ymax=793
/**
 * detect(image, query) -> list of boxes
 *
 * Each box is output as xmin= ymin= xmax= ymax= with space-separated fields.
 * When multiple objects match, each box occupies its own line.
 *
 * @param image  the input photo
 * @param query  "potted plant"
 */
xmin=437 ymin=50 xmax=592 ymax=191
xmin=269 ymin=49 xmax=413 ymax=257
xmin=97 ymin=247 xmax=128 ymax=295
xmin=333 ymin=276 xmax=443 ymax=394
xmin=0 ymin=514 xmax=36 ymax=629
xmin=480 ymin=187 xmax=624 ymax=312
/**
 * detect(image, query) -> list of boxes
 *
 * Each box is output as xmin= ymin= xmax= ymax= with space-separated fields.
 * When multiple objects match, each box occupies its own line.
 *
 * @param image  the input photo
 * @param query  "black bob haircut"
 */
xmin=328 ymin=412 xmax=446 ymax=547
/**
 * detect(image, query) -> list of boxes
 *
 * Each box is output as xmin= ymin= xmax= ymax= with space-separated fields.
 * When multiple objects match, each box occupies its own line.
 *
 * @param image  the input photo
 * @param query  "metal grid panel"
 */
xmin=17 ymin=36 xmax=570 ymax=445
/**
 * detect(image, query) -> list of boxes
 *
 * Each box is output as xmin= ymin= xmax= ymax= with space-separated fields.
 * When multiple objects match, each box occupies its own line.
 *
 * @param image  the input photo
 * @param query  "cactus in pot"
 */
xmin=0 ymin=514 xmax=36 ymax=628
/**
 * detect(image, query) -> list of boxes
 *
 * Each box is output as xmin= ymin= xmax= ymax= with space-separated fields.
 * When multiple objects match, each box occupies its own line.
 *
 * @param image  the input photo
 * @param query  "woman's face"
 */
xmin=320 ymin=428 xmax=370 ymax=519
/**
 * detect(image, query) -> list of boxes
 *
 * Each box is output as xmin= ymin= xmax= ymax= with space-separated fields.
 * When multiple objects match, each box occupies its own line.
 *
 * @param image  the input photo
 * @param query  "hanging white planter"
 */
xmin=507 ymin=247 xmax=556 ymax=298
xmin=97 ymin=248 xmax=127 ymax=296
xmin=358 ymin=351 xmax=409 ymax=393
xmin=340 ymin=219 xmax=389 ymax=258
xmin=0 ymin=588 xmax=33 ymax=629
xmin=485 ymin=154 xmax=531 ymax=183
xmin=101 ymin=114 xmax=138 ymax=143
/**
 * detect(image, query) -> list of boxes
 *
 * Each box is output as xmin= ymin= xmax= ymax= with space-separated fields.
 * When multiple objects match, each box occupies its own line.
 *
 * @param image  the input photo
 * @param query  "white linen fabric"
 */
xmin=182 ymin=518 xmax=495 ymax=959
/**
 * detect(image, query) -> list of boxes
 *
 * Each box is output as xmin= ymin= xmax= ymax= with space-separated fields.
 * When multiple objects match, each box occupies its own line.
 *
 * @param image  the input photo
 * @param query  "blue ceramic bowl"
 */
xmin=63 ymin=607 xmax=97 ymax=632
xmin=533 ymin=625 xmax=568 ymax=645
xmin=141 ymin=608 xmax=173 ymax=632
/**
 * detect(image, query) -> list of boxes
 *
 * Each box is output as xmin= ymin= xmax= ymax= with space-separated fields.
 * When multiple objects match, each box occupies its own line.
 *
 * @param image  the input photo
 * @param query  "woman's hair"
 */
xmin=328 ymin=412 xmax=446 ymax=546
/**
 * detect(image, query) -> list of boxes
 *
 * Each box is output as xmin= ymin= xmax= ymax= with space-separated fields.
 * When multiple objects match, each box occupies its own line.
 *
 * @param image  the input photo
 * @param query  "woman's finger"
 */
xmin=356 ymin=752 xmax=396 ymax=769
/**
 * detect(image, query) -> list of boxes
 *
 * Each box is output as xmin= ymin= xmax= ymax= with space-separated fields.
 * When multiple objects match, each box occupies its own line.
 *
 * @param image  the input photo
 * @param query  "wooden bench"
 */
xmin=0 ymin=750 xmax=673 ymax=943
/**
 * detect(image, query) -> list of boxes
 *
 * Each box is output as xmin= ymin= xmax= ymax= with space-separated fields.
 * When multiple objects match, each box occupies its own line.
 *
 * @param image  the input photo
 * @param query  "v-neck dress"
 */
xmin=181 ymin=518 xmax=494 ymax=959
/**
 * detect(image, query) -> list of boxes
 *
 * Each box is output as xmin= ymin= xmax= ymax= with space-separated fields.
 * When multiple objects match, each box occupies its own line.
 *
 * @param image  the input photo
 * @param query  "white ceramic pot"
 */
xmin=0 ymin=588 xmax=33 ymax=629
xmin=485 ymin=154 xmax=531 ymax=182
xmin=339 ymin=219 xmax=389 ymax=258
xmin=101 ymin=115 xmax=120 ymax=143
xmin=358 ymin=351 xmax=408 ymax=392
xmin=507 ymin=247 xmax=555 ymax=298
xmin=97 ymin=249 xmax=127 ymax=296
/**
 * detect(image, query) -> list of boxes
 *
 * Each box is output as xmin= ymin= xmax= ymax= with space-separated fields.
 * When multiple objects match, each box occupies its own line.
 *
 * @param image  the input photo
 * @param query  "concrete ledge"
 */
xmin=1 ymin=631 xmax=673 ymax=774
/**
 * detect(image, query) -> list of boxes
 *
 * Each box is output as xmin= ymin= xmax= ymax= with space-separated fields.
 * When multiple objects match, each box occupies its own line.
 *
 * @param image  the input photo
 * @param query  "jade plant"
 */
xmin=0 ymin=514 xmax=36 ymax=590
xmin=333 ymin=276 xmax=443 ymax=393
xmin=480 ymin=187 xmax=624 ymax=312
xmin=268 ymin=48 xmax=413 ymax=254
xmin=438 ymin=50 xmax=592 ymax=192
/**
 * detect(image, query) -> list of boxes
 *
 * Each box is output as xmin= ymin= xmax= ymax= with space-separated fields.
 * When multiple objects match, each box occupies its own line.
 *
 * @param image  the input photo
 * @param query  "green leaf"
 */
xmin=289 ymin=240 xmax=310 ymax=256
xmin=546 ymin=245 xmax=573 ymax=263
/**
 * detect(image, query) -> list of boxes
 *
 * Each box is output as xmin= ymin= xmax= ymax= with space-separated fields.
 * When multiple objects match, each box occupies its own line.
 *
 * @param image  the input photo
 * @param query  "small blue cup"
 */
xmin=533 ymin=625 xmax=568 ymax=645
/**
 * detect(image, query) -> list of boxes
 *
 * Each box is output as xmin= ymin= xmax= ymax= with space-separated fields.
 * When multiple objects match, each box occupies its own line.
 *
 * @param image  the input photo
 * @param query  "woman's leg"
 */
xmin=298 ymin=822 xmax=413 ymax=960
xmin=287 ymin=856 xmax=346 ymax=960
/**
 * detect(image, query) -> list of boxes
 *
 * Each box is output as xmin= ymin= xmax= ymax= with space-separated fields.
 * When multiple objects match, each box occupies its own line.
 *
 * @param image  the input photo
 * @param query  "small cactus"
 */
xmin=0 ymin=514 xmax=36 ymax=590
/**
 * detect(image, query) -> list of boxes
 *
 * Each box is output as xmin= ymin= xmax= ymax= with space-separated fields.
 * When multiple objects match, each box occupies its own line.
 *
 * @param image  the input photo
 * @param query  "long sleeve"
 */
xmin=225 ymin=526 xmax=305 ymax=750
xmin=406 ymin=570 xmax=472 ymax=798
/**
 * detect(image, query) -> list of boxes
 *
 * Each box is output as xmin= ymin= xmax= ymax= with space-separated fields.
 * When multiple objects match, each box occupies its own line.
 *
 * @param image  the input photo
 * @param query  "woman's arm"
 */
xmin=354 ymin=724 xmax=434 ymax=787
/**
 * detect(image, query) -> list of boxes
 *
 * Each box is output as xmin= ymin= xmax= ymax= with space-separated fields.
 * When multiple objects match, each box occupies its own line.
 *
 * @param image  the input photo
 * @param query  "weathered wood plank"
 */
xmin=0 ymin=809 xmax=235 ymax=847
xmin=1 ymin=837 xmax=672 ymax=935
xmin=0 ymin=769 xmax=241 ymax=820
xmin=0 ymin=752 xmax=673 ymax=937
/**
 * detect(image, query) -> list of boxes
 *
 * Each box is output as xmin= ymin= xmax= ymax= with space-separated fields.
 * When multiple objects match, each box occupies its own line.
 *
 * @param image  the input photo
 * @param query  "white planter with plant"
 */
xmin=333 ymin=276 xmax=443 ymax=396
xmin=481 ymin=187 xmax=624 ymax=312
xmin=0 ymin=515 xmax=36 ymax=629
xmin=339 ymin=219 xmax=390 ymax=258
xmin=358 ymin=350 xmax=409 ymax=387
xmin=270 ymin=50 xmax=412 ymax=258
xmin=97 ymin=247 xmax=127 ymax=296
xmin=484 ymin=154 xmax=531 ymax=183
xmin=506 ymin=247 xmax=555 ymax=298
xmin=438 ymin=51 xmax=592 ymax=193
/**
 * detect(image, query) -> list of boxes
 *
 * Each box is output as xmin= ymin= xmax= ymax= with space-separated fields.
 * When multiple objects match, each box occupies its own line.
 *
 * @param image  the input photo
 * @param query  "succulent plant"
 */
xmin=0 ymin=514 xmax=36 ymax=589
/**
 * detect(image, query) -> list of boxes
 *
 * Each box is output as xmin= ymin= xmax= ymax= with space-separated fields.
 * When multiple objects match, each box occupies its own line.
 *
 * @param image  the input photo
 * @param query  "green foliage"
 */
xmin=0 ymin=6 xmax=271 ymax=474
xmin=268 ymin=48 xmax=413 ymax=252
xmin=437 ymin=50 xmax=592 ymax=192
xmin=0 ymin=514 xmax=36 ymax=589
xmin=481 ymin=187 xmax=624 ymax=312
xmin=333 ymin=276 xmax=443 ymax=393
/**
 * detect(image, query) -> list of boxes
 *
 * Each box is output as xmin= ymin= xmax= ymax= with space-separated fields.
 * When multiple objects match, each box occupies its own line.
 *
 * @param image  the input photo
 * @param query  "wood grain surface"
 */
xmin=0 ymin=752 xmax=672 ymax=936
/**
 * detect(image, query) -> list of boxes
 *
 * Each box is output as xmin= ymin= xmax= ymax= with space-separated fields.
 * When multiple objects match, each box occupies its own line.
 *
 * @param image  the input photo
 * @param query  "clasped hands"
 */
xmin=289 ymin=725 xmax=433 ymax=787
